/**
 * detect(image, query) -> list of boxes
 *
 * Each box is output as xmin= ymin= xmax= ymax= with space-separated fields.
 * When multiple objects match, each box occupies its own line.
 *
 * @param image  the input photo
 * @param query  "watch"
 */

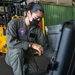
xmin=30 ymin=42 xmax=33 ymax=48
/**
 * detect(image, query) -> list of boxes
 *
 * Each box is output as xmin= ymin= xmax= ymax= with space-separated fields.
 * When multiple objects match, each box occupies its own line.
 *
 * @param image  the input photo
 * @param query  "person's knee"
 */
xmin=5 ymin=48 xmax=24 ymax=66
xmin=11 ymin=48 xmax=24 ymax=60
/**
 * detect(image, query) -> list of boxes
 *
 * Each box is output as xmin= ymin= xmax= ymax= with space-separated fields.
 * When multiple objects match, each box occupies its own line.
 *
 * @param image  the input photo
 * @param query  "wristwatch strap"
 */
xmin=30 ymin=42 xmax=33 ymax=48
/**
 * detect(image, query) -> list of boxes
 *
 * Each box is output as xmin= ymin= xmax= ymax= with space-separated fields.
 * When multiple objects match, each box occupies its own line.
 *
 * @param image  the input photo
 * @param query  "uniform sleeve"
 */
xmin=36 ymin=28 xmax=48 ymax=50
xmin=6 ymin=20 xmax=29 ymax=50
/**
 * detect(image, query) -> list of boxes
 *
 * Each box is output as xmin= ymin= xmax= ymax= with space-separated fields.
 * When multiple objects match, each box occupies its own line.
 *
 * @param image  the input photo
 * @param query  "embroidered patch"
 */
xmin=18 ymin=28 xmax=26 ymax=36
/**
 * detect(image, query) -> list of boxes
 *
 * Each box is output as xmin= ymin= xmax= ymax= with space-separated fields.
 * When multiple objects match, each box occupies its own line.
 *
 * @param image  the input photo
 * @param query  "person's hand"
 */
xmin=31 ymin=43 xmax=44 ymax=55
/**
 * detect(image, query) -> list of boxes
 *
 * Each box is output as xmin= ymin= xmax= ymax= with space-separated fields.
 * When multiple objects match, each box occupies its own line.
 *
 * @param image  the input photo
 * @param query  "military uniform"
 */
xmin=5 ymin=17 xmax=52 ymax=75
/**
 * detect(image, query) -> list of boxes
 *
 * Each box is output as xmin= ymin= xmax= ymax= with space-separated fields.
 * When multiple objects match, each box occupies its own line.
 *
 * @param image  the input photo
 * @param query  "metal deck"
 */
xmin=0 ymin=53 xmax=14 ymax=75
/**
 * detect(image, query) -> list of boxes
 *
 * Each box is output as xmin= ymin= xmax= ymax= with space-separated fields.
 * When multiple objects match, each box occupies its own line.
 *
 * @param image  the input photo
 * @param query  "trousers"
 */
xmin=5 ymin=48 xmax=28 ymax=75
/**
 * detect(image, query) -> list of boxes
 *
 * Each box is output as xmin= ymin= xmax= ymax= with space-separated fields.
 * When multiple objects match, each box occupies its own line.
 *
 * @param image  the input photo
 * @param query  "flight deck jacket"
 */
xmin=6 ymin=17 xmax=48 ymax=50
